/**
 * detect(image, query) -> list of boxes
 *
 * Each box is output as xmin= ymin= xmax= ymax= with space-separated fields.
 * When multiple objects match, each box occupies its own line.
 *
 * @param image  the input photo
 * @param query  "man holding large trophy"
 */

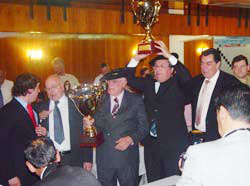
xmin=127 ymin=0 xmax=191 ymax=183
xmin=84 ymin=68 xmax=149 ymax=186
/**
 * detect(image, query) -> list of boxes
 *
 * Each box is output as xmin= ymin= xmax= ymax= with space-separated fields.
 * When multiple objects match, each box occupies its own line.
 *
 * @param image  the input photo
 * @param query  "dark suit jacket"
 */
xmin=184 ymin=71 xmax=240 ymax=141
xmin=94 ymin=91 xmax=149 ymax=168
xmin=0 ymin=98 xmax=39 ymax=186
xmin=126 ymin=62 xmax=190 ymax=157
xmin=33 ymin=164 xmax=101 ymax=186
xmin=36 ymin=97 xmax=92 ymax=165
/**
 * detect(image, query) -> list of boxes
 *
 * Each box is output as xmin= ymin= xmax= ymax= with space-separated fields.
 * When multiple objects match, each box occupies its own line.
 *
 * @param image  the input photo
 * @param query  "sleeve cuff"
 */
xmin=127 ymin=58 xmax=140 ymax=68
xmin=169 ymin=55 xmax=177 ymax=66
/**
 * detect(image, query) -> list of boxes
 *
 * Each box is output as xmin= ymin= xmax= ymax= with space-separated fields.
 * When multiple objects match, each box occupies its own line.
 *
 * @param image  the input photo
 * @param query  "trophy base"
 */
xmin=138 ymin=41 xmax=161 ymax=54
xmin=80 ymin=132 xmax=104 ymax=148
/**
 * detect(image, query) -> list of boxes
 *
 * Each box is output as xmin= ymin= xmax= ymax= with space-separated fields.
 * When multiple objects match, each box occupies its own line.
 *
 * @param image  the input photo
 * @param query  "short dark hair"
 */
xmin=201 ymin=48 xmax=221 ymax=63
xmin=12 ymin=73 xmax=40 ymax=97
xmin=24 ymin=137 xmax=56 ymax=168
xmin=214 ymin=83 xmax=250 ymax=123
xmin=232 ymin=55 xmax=248 ymax=68
xmin=100 ymin=63 xmax=108 ymax=68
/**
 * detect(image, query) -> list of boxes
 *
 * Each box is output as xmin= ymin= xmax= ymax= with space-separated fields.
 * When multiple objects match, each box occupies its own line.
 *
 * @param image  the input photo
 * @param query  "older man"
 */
xmin=84 ymin=68 xmax=149 ymax=186
xmin=126 ymin=41 xmax=191 ymax=182
xmin=36 ymin=75 xmax=92 ymax=170
xmin=0 ymin=73 xmax=41 ymax=186
xmin=24 ymin=136 xmax=101 ymax=186
xmin=184 ymin=48 xmax=239 ymax=142
xmin=177 ymin=83 xmax=250 ymax=186
xmin=0 ymin=69 xmax=13 ymax=108
xmin=231 ymin=54 xmax=250 ymax=86
xmin=52 ymin=57 xmax=80 ymax=87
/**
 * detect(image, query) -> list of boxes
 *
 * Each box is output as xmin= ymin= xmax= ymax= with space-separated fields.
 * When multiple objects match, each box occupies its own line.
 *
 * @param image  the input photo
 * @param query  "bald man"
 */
xmin=36 ymin=75 xmax=92 ymax=170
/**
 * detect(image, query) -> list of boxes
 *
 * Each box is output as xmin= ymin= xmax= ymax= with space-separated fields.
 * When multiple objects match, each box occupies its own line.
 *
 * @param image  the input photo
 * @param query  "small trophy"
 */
xmin=131 ymin=0 xmax=161 ymax=54
xmin=64 ymin=81 xmax=106 ymax=147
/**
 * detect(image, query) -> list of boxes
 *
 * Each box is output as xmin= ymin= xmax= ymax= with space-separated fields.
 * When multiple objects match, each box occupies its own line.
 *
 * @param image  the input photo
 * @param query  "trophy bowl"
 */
xmin=131 ymin=0 xmax=161 ymax=54
xmin=64 ymin=81 xmax=106 ymax=147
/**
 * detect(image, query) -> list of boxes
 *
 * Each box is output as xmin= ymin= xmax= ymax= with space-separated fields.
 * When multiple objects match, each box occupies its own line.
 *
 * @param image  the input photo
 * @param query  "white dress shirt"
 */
xmin=49 ymin=95 xmax=71 ymax=152
xmin=1 ymin=79 xmax=13 ymax=105
xmin=195 ymin=70 xmax=220 ymax=132
xmin=110 ymin=91 xmax=124 ymax=113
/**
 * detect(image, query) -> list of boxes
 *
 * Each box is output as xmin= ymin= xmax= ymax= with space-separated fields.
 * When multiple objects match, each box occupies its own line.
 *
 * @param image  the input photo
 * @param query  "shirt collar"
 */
xmin=14 ymin=97 xmax=28 ymax=108
xmin=51 ymin=94 xmax=66 ymax=105
xmin=40 ymin=166 xmax=48 ymax=180
xmin=110 ymin=90 xmax=124 ymax=103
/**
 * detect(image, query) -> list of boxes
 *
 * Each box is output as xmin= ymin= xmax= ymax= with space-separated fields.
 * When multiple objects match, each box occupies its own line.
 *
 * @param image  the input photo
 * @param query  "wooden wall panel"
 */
xmin=184 ymin=39 xmax=213 ymax=77
xmin=0 ymin=35 xmax=168 ymax=88
xmin=0 ymin=3 xmax=249 ymax=36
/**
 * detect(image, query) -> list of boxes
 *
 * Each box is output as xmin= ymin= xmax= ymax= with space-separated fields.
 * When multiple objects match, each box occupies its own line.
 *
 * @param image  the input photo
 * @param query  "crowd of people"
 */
xmin=0 ymin=41 xmax=250 ymax=186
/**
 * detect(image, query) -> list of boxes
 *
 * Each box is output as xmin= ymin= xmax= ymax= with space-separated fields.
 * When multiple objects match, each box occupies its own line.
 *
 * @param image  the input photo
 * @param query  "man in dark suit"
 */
xmin=0 ymin=73 xmax=41 ymax=186
xmin=84 ymin=68 xmax=149 ymax=186
xmin=36 ymin=75 xmax=92 ymax=170
xmin=126 ymin=41 xmax=190 ymax=182
xmin=24 ymin=136 xmax=101 ymax=186
xmin=184 ymin=48 xmax=240 ymax=142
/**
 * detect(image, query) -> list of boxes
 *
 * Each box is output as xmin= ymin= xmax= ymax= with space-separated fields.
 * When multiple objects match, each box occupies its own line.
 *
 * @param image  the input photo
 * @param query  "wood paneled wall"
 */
xmin=184 ymin=39 xmax=213 ymax=77
xmin=0 ymin=3 xmax=249 ymax=36
xmin=0 ymin=35 xmax=168 ymax=87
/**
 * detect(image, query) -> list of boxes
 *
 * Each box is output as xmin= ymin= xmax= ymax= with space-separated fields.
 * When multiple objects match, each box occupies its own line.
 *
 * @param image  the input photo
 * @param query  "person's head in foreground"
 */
xmin=214 ymin=83 xmax=250 ymax=137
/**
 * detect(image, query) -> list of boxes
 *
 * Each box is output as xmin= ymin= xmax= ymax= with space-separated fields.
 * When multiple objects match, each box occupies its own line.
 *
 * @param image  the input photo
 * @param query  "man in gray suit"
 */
xmin=84 ymin=68 xmax=149 ymax=186
xmin=24 ymin=136 xmax=101 ymax=186
xmin=177 ymin=83 xmax=250 ymax=186
xmin=36 ymin=75 xmax=92 ymax=170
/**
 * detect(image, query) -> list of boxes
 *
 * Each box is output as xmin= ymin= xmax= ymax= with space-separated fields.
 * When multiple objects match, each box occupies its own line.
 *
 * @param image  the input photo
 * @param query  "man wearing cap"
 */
xmin=126 ymin=41 xmax=191 ymax=182
xmin=93 ymin=63 xmax=110 ymax=84
xmin=84 ymin=68 xmax=149 ymax=186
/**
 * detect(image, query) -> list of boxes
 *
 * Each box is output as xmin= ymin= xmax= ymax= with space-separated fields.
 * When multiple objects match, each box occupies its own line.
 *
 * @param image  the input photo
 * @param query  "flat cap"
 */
xmin=101 ymin=68 xmax=127 ymax=81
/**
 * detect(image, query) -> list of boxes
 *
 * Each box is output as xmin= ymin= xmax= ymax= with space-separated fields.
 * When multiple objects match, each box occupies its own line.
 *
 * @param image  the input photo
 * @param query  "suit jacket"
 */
xmin=184 ymin=71 xmax=240 ymax=141
xmin=0 ymin=98 xmax=39 ymax=186
xmin=126 ymin=63 xmax=190 ymax=157
xmin=177 ymin=129 xmax=250 ymax=186
xmin=36 ymin=97 xmax=92 ymax=165
xmin=34 ymin=164 xmax=101 ymax=186
xmin=94 ymin=91 xmax=149 ymax=168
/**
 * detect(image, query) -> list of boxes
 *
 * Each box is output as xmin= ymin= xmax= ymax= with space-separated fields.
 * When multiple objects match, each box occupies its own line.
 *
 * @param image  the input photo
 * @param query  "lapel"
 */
xmin=42 ymin=163 xmax=58 ymax=180
xmin=155 ymin=77 xmax=175 ymax=100
xmin=210 ymin=71 xmax=223 ymax=101
xmin=12 ymin=98 xmax=37 ymax=135
xmin=41 ymin=101 xmax=50 ymax=130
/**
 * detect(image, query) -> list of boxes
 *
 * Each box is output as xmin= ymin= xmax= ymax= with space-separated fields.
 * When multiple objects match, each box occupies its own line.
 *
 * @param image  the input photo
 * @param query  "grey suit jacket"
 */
xmin=35 ymin=97 xmax=93 ymax=165
xmin=94 ymin=91 xmax=149 ymax=168
xmin=177 ymin=129 xmax=250 ymax=186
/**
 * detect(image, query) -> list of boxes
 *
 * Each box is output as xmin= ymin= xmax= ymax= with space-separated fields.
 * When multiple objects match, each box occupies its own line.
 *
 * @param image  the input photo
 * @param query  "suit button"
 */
xmin=106 ymin=133 xmax=110 ymax=136
xmin=154 ymin=109 xmax=158 ymax=112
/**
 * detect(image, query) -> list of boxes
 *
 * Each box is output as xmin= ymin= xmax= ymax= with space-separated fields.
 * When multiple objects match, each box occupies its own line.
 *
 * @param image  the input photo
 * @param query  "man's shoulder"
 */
xmin=219 ymin=70 xmax=239 ymax=81
xmin=3 ymin=79 xmax=13 ymax=86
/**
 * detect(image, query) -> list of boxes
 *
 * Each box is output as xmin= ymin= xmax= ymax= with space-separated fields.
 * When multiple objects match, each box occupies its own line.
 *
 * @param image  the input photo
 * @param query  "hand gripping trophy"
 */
xmin=64 ymin=80 xmax=105 ymax=147
xmin=131 ymin=0 xmax=161 ymax=54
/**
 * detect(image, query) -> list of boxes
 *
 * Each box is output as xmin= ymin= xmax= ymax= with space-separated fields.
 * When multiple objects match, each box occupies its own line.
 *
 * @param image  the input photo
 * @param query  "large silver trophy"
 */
xmin=131 ymin=0 xmax=161 ymax=54
xmin=64 ymin=81 xmax=106 ymax=147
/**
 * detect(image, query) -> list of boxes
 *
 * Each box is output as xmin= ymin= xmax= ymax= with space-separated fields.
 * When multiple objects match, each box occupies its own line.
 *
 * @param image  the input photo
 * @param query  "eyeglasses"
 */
xmin=45 ymin=84 xmax=60 ymax=91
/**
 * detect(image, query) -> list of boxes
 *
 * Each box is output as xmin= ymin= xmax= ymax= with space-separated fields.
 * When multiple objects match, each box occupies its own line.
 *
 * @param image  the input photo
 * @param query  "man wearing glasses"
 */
xmin=126 ymin=41 xmax=191 ymax=182
xmin=36 ymin=75 xmax=92 ymax=171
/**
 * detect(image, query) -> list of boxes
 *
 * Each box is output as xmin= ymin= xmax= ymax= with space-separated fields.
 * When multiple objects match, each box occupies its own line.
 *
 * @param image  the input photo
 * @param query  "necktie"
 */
xmin=111 ymin=98 xmax=119 ymax=118
xmin=54 ymin=101 xmax=65 ymax=144
xmin=195 ymin=80 xmax=210 ymax=125
xmin=27 ymin=104 xmax=37 ymax=128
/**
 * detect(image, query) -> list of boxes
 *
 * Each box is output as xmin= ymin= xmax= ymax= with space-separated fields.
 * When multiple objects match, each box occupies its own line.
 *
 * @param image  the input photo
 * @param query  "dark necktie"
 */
xmin=111 ymin=97 xmax=119 ymax=118
xmin=0 ymin=86 xmax=4 ymax=108
xmin=54 ymin=101 xmax=65 ymax=144
xmin=27 ymin=104 xmax=37 ymax=128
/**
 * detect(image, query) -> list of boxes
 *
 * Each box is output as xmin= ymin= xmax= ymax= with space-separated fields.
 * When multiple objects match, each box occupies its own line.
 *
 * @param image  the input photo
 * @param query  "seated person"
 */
xmin=24 ymin=136 xmax=101 ymax=186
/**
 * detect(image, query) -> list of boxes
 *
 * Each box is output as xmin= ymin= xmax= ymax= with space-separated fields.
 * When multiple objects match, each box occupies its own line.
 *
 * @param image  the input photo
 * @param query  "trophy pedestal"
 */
xmin=80 ymin=132 xmax=104 ymax=147
xmin=138 ymin=41 xmax=161 ymax=54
